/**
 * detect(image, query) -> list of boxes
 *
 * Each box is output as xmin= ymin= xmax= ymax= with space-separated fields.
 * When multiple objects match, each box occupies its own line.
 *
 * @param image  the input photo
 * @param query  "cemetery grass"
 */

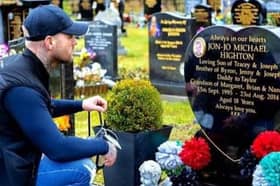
xmin=74 ymin=24 xmax=199 ymax=184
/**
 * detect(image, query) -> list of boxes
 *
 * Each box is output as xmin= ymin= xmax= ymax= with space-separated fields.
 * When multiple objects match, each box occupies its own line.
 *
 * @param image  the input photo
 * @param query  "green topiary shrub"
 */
xmin=105 ymin=79 xmax=163 ymax=132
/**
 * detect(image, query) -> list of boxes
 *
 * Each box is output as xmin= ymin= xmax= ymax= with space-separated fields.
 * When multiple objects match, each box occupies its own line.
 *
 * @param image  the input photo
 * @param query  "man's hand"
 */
xmin=103 ymin=142 xmax=117 ymax=167
xmin=82 ymin=95 xmax=107 ymax=112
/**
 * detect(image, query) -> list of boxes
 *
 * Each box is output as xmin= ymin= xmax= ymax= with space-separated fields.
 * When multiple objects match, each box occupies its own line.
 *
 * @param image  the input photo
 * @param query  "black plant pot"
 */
xmin=94 ymin=125 xmax=172 ymax=186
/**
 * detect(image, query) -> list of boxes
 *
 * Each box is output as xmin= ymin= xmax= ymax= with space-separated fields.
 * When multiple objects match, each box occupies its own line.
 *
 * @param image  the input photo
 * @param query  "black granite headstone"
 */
xmin=79 ymin=0 xmax=94 ymax=21
xmin=85 ymin=20 xmax=118 ymax=80
xmin=0 ymin=1 xmax=53 ymax=44
xmin=192 ymin=4 xmax=212 ymax=28
xmin=94 ymin=0 xmax=105 ymax=15
xmin=144 ymin=0 xmax=161 ymax=20
xmin=21 ymin=0 xmax=50 ymax=7
xmin=0 ymin=0 xmax=49 ymax=45
xmin=149 ymin=12 xmax=196 ymax=95
xmin=231 ymin=0 xmax=267 ymax=25
xmin=184 ymin=25 xmax=280 ymax=185
xmin=1 ymin=5 xmax=27 ymax=41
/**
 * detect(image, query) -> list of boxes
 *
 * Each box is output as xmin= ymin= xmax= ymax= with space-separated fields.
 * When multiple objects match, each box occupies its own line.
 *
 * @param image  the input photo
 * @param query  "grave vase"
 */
xmin=94 ymin=125 xmax=172 ymax=186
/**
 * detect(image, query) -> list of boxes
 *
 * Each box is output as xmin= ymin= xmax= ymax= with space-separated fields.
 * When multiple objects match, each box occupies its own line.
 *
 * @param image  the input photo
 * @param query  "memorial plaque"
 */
xmin=184 ymin=25 xmax=280 ymax=185
xmin=85 ymin=20 xmax=118 ymax=79
xmin=149 ymin=12 xmax=196 ymax=95
xmin=231 ymin=0 xmax=267 ymax=25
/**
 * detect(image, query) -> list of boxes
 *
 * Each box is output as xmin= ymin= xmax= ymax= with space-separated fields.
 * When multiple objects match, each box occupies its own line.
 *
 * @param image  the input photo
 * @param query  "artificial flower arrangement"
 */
xmin=154 ymin=137 xmax=211 ymax=185
xmin=138 ymin=130 xmax=280 ymax=186
xmin=73 ymin=48 xmax=111 ymax=98
xmin=73 ymin=48 xmax=107 ymax=86
xmin=53 ymin=115 xmax=70 ymax=132
xmin=242 ymin=130 xmax=280 ymax=186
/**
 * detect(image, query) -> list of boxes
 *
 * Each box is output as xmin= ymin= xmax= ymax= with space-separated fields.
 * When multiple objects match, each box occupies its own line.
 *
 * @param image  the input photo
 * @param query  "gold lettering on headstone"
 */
xmin=161 ymin=66 xmax=176 ymax=71
xmin=151 ymin=16 xmax=189 ymax=79
xmin=191 ymin=33 xmax=280 ymax=115
xmin=233 ymin=3 xmax=259 ymax=25
xmin=155 ymin=40 xmax=183 ymax=49
xmin=153 ymin=19 xmax=187 ymax=52
xmin=156 ymin=53 xmax=182 ymax=61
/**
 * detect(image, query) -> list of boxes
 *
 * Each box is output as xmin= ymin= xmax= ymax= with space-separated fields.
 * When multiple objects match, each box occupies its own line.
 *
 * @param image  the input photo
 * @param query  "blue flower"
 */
xmin=260 ymin=152 xmax=280 ymax=186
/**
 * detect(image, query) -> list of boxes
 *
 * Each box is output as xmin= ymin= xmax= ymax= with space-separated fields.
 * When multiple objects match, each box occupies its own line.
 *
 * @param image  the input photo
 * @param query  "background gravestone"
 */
xmin=149 ymin=12 xmax=196 ymax=96
xmin=192 ymin=4 xmax=212 ymax=29
xmin=184 ymin=25 xmax=280 ymax=185
xmin=231 ymin=0 xmax=267 ymax=25
xmin=144 ymin=0 xmax=161 ymax=20
xmin=94 ymin=5 xmax=127 ymax=56
xmin=94 ymin=0 xmax=106 ymax=15
xmin=85 ymin=20 xmax=118 ymax=80
xmin=0 ymin=0 xmax=49 ymax=59
xmin=79 ymin=0 xmax=94 ymax=21
xmin=185 ymin=0 xmax=202 ymax=16
xmin=0 ymin=4 xmax=27 ymax=42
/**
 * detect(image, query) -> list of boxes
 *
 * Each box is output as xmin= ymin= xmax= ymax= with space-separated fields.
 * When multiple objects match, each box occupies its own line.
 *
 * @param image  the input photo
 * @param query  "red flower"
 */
xmin=179 ymin=137 xmax=211 ymax=170
xmin=251 ymin=131 xmax=280 ymax=159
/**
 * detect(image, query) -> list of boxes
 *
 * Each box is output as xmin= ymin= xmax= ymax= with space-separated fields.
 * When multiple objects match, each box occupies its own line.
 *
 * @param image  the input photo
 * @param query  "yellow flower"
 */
xmin=53 ymin=115 xmax=71 ymax=132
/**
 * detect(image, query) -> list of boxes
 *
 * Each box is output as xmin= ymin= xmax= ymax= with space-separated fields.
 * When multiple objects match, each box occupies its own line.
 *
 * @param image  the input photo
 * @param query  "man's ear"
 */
xmin=21 ymin=25 xmax=30 ymax=37
xmin=44 ymin=36 xmax=56 ymax=50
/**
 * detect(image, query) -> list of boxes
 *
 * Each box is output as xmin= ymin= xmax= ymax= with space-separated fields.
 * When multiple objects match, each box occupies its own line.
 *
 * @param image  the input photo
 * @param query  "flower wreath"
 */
xmin=150 ymin=130 xmax=280 ymax=185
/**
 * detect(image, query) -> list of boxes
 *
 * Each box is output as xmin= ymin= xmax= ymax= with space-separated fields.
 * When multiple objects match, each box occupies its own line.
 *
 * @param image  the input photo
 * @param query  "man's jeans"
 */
xmin=36 ymin=156 xmax=96 ymax=186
